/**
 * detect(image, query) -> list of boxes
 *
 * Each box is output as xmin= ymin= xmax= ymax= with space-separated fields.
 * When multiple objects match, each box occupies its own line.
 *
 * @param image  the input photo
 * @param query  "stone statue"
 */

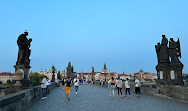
xmin=159 ymin=35 xmax=169 ymax=63
xmin=52 ymin=65 xmax=55 ymax=82
xmin=16 ymin=31 xmax=32 ymax=66
xmin=155 ymin=42 xmax=161 ymax=64
xmin=169 ymin=38 xmax=181 ymax=64
xmin=155 ymin=35 xmax=184 ymax=85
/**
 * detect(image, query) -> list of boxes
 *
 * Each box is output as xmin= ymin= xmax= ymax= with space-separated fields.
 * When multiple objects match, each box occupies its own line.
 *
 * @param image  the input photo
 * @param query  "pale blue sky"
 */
xmin=0 ymin=0 xmax=187 ymax=73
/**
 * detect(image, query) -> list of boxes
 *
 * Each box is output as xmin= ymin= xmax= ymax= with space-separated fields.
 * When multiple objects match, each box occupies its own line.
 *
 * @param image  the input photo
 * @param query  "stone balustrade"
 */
xmin=0 ymin=82 xmax=56 ymax=111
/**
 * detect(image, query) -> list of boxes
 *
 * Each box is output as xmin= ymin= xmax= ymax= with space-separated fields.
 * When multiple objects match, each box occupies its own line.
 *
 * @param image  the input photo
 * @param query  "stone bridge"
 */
xmin=27 ymin=84 xmax=188 ymax=111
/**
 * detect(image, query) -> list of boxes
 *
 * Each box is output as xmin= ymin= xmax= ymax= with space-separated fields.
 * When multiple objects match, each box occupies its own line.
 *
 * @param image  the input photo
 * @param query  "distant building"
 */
xmin=44 ymin=65 xmax=58 ymax=80
xmin=75 ymin=63 xmax=118 ymax=81
xmin=0 ymin=72 xmax=15 ymax=83
xmin=119 ymin=74 xmax=134 ymax=80
xmin=134 ymin=69 xmax=157 ymax=82
xmin=95 ymin=72 xmax=118 ymax=81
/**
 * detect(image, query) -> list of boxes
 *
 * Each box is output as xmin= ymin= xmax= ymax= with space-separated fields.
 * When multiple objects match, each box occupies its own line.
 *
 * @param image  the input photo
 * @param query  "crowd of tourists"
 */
xmin=40 ymin=75 xmax=141 ymax=101
xmin=106 ymin=77 xmax=141 ymax=98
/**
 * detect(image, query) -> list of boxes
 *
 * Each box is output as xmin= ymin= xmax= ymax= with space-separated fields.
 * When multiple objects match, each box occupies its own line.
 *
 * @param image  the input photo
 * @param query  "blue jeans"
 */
xmin=42 ymin=88 xmax=46 ymax=97
xmin=125 ymin=88 xmax=131 ymax=95
xmin=75 ymin=86 xmax=78 ymax=92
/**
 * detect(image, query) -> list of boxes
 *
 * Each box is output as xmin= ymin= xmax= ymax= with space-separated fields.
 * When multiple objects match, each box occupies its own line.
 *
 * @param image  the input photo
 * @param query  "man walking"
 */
xmin=65 ymin=77 xmax=72 ymax=100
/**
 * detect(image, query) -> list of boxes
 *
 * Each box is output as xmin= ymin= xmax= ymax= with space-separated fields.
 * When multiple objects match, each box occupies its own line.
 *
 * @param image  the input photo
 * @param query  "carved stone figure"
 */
xmin=159 ymin=35 xmax=169 ymax=63
xmin=155 ymin=42 xmax=161 ymax=64
xmin=155 ymin=35 xmax=184 ymax=85
xmin=52 ymin=65 xmax=55 ymax=82
xmin=67 ymin=62 xmax=73 ymax=78
xmin=169 ymin=38 xmax=181 ymax=64
xmin=16 ymin=31 xmax=32 ymax=66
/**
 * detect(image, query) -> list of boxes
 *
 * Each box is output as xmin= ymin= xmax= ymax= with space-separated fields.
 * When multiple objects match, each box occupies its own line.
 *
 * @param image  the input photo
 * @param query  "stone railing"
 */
xmin=141 ymin=84 xmax=188 ymax=103
xmin=0 ymin=82 xmax=56 ymax=111
xmin=94 ymin=81 xmax=188 ymax=103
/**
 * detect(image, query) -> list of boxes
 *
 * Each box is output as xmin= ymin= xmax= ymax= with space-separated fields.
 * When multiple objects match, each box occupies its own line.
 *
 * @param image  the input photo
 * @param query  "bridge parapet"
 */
xmin=0 ymin=82 xmax=56 ymax=111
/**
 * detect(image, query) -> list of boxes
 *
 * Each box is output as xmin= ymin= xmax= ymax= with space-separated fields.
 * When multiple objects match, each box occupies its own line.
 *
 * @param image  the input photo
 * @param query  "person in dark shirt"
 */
xmin=65 ymin=77 xmax=72 ymax=100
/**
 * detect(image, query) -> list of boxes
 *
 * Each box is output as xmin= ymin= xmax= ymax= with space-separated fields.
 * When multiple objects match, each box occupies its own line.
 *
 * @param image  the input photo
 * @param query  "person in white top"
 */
xmin=125 ymin=78 xmax=131 ymax=98
xmin=41 ymin=76 xmax=48 ymax=99
xmin=100 ymin=79 xmax=103 ymax=87
xmin=73 ymin=77 xmax=79 ymax=94
xmin=116 ymin=77 xmax=123 ymax=98
xmin=135 ymin=78 xmax=141 ymax=96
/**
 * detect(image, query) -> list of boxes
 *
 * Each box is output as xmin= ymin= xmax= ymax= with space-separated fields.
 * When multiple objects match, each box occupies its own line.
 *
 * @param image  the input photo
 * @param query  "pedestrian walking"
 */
xmin=46 ymin=78 xmax=51 ymax=94
xmin=110 ymin=77 xmax=115 ymax=98
xmin=61 ymin=78 xmax=65 ymax=89
xmin=73 ymin=77 xmax=79 ymax=95
xmin=100 ymin=79 xmax=104 ymax=87
xmin=65 ymin=77 xmax=72 ymax=100
xmin=135 ymin=78 xmax=141 ymax=97
xmin=108 ymin=79 xmax=111 ymax=89
xmin=41 ymin=76 xmax=48 ymax=99
xmin=91 ymin=78 xmax=94 ymax=85
xmin=125 ymin=78 xmax=131 ymax=98
xmin=116 ymin=77 xmax=123 ymax=98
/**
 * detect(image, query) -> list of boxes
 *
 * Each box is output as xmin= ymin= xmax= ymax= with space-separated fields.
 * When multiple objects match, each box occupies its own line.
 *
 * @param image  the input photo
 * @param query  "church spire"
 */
xmin=104 ymin=62 xmax=106 ymax=69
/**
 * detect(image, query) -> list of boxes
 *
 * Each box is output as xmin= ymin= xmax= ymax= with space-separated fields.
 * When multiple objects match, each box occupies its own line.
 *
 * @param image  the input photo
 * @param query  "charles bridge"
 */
xmin=0 ymin=81 xmax=188 ymax=111
xmin=0 ymin=32 xmax=188 ymax=111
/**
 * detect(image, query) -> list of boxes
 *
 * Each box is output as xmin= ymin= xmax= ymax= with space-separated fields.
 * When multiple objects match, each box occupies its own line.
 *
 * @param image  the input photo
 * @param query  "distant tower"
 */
xmin=81 ymin=70 xmax=84 ymax=79
xmin=67 ymin=62 xmax=73 ymax=78
xmin=40 ymin=68 xmax=43 ymax=74
xmin=102 ymin=63 xmax=107 ymax=73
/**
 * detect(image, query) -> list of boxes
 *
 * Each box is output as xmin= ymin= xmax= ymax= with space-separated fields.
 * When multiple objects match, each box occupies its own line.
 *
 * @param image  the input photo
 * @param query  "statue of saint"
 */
xmin=169 ymin=38 xmax=181 ymax=63
xmin=159 ymin=35 xmax=170 ymax=63
xmin=16 ymin=31 xmax=32 ymax=66
xmin=155 ymin=42 xmax=161 ymax=64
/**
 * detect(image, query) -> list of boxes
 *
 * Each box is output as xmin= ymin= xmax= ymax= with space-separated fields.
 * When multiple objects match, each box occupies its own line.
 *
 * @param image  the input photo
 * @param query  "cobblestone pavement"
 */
xmin=27 ymin=85 xmax=188 ymax=111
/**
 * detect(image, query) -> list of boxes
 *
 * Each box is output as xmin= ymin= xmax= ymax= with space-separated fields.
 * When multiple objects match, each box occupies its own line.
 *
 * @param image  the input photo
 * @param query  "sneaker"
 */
xmin=110 ymin=95 xmax=112 ymax=97
xmin=76 ymin=92 xmax=77 ymax=95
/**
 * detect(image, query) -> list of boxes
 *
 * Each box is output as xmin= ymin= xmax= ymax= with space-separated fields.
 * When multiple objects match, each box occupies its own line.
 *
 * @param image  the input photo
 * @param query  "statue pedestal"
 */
xmin=13 ymin=65 xmax=32 ymax=88
xmin=156 ymin=64 xmax=170 ymax=85
xmin=156 ymin=62 xmax=184 ymax=85
xmin=169 ymin=63 xmax=184 ymax=85
xmin=14 ymin=65 xmax=31 ymax=80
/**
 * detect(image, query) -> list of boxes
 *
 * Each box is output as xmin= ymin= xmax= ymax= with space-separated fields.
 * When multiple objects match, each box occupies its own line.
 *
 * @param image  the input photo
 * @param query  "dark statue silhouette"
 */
xmin=16 ymin=31 xmax=32 ymax=66
xmin=155 ymin=35 xmax=184 ymax=85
